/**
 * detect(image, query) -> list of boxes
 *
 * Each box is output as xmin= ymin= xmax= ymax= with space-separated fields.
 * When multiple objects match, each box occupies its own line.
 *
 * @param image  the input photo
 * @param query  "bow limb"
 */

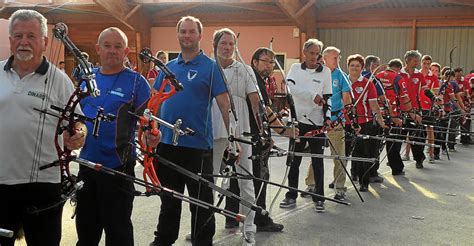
xmin=267 ymin=37 xmax=298 ymax=215
xmin=51 ymin=23 xmax=100 ymax=193
xmin=137 ymin=48 xmax=184 ymax=192
xmin=234 ymin=35 xmax=275 ymax=219
xmin=449 ymin=46 xmax=457 ymax=69
xmin=31 ymin=23 xmax=108 ymax=213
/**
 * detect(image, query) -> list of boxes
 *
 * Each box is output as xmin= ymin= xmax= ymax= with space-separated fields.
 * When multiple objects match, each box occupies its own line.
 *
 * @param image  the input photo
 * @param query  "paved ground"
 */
xmin=15 ymin=131 xmax=474 ymax=245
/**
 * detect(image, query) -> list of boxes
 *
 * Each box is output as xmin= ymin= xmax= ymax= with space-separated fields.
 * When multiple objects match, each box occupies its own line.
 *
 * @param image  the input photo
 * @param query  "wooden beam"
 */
xmin=276 ymin=0 xmax=303 ymax=27
xmin=296 ymin=0 xmax=316 ymax=18
xmin=319 ymin=0 xmax=385 ymax=14
xmin=128 ymin=8 xmax=152 ymax=73
xmin=304 ymin=8 xmax=317 ymax=38
xmin=94 ymin=0 xmax=135 ymax=31
xmin=153 ymin=4 xmax=200 ymax=19
xmin=212 ymin=2 xmax=283 ymax=15
xmin=155 ymin=11 xmax=289 ymax=24
xmin=440 ymin=0 xmax=474 ymax=7
xmin=133 ymin=0 xmax=273 ymax=3
xmin=411 ymin=19 xmax=417 ymax=50
xmin=124 ymin=4 xmax=141 ymax=20
xmin=300 ymin=32 xmax=306 ymax=62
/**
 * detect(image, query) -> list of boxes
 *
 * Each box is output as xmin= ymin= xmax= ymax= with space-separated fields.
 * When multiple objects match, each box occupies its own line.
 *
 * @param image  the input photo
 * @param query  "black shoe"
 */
xmin=392 ymin=171 xmax=405 ymax=176
xmin=328 ymin=181 xmax=334 ymax=189
xmin=416 ymin=161 xmax=424 ymax=169
xmin=314 ymin=201 xmax=325 ymax=213
xmin=225 ymin=219 xmax=239 ymax=229
xmin=256 ymin=221 xmax=284 ymax=232
xmin=369 ymin=176 xmax=384 ymax=183
xmin=300 ymin=186 xmax=314 ymax=198
xmin=279 ymin=198 xmax=296 ymax=209
xmin=149 ymin=239 xmax=167 ymax=246
xmin=434 ymin=155 xmax=440 ymax=160
xmin=359 ymin=185 xmax=368 ymax=192
xmin=334 ymin=193 xmax=346 ymax=201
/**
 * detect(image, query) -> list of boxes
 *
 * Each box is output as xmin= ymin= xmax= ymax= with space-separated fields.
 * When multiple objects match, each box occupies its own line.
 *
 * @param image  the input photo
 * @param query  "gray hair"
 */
xmin=303 ymin=38 xmax=324 ymax=53
xmin=213 ymin=28 xmax=236 ymax=49
xmin=322 ymin=46 xmax=340 ymax=56
xmin=364 ymin=55 xmax=380 ymax=70
xmin=98 ymin=27 xmax=128 ymax=47
xmin=9 ymin=9 xmax=48 ymax=37
xmin=404 ymin=50 xmax=422 ymax=62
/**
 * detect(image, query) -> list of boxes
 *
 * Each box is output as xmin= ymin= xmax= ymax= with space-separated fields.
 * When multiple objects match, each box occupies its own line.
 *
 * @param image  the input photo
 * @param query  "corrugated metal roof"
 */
xmin=316 ymin=0 xmax=461 ymax=10
xmin=417 ymin=27 xmax=474 ymax=72
xmin=318 ymin=26 xmax=474 ymax=73
xmin=317 ymin=27 xmax=411 ymax=72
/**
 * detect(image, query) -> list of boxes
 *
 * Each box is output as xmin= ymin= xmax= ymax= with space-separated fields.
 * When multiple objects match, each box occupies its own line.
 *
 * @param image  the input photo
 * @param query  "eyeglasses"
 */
xmin=258 ymin=59 xmax=276 ymax=65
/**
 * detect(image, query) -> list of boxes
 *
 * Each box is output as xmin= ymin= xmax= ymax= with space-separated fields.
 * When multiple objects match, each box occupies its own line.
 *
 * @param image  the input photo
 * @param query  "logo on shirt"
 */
xmin=355 ymin=86 xmax=364 ymax=94
xmin=110 ymin=88 xmax=124 ymax=97
xmin=27 ymin=91 xmax=45 ymax=100
xmin=333 ymin=79 xmax=339 ymax=87
xmin=412 ymin=78 xmax=419 ymax=84
xmin=312 ymin=79 xmax=321 ymax=84
xmin=188 ymin=69 xmax=198 ymax=81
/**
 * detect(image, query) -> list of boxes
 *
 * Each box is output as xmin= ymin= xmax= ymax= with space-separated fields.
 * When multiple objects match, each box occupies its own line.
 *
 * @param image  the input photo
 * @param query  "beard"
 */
xmin=260 ymin=69 xmax=272 ymax=78
xmin=15 ymin=51 xmax=33 ymax=61
xmin=15 ymin=46 xmax=34 ymax=61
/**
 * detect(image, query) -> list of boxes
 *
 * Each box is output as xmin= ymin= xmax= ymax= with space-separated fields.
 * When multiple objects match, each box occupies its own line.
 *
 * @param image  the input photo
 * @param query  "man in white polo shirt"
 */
xmin=0 ymin=9 xmax=85 ymax=246
xmin=279 ymin=38 xmax=332 ymax=213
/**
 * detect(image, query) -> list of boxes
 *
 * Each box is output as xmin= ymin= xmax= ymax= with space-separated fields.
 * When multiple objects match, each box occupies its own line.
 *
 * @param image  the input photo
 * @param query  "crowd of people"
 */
xmin=0 ymin=9 xmax=472 ymax=246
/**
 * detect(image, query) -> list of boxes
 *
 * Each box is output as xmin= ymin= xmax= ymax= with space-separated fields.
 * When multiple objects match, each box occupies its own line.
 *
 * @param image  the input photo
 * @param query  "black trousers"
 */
xmin=434 ymin=118 xmax=448 ymax=155
xmin=370 ymin=125 xmax=384 ymax=177
xmin=153 ymin=143 xmax=215 ymax=246
xmin=285 ymin=123 xmax=325 ymax=202
xmin=252 ymin=138 xmax=272 ymax=226
xmin=0 ymin=183 xmax=63 ymax=246
xmin=75 ymin=162 xmax=135 ymax=246
xmin=439 ymin=115 xmax=458 ymax=150
xmin=351 ymin=123 xmax=379 ymax=187
xmin=386 ymin=127 xmax=404 ymax=174
xmin=460 ymin=115 xmax=471 ymax=144
xmin=403 ymin=119 xmax=426 ymax=163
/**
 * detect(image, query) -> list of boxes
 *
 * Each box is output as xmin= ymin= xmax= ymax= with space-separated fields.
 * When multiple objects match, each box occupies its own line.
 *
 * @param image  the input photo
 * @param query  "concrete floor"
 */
xmin=15 ymin=132 xmax=474 ymax=246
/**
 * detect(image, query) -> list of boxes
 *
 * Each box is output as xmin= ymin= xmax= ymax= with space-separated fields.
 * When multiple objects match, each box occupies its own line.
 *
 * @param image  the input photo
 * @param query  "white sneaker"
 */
xmin=185 ymin=232 xmax=191 ymax=241
xmin=242 ymin=231 xmax=256 ymax=246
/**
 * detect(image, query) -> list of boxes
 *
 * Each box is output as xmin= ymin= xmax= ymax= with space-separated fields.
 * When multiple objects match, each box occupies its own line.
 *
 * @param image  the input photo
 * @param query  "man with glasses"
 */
xmin=247 ymin=47 xmax=296 ymax=232
xmin=279 ymin=39 xmax=332 ymax=213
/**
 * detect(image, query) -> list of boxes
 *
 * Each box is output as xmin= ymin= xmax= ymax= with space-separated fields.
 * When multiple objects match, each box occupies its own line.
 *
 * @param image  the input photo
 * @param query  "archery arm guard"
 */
xmin=322 ymin=94 xmax=332 ymax=122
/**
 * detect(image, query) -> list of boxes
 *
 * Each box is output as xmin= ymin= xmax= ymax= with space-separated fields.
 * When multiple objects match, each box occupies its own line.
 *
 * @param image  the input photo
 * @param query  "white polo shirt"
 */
xmin=212 ymin=60 xmax=257 ymax=139
xmin=287 ymin=63 xmax=332 ymax=126
xmin=0 ymin=56 xmax=78 ymax=185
